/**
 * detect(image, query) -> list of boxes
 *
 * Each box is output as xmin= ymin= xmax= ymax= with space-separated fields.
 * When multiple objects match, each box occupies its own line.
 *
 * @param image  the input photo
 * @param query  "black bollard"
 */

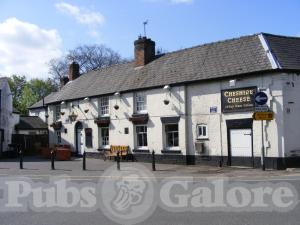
xmin=117 ymin=151 xmax=120 ymax=171
xmin=19 ymin=148 xmax=23 ymax=170
xmin=152 ymin=150 xmax=156 ymax=171
xmin=51 ymin=150 xmax=55 ymax=170
xmin=83 ymin=151 xmax=86 ymax=170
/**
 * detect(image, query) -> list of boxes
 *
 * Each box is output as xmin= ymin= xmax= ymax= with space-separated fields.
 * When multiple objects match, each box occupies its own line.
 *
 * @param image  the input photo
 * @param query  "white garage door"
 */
xmin=230 ymin=129 xmax=252 ymax=157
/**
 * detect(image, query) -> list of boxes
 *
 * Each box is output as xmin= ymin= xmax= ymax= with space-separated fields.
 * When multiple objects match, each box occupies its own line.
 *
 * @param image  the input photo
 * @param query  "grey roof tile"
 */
xmin=29 ymin=33 xmax=300 ymax=108
xmin=15 ymin=116 xmax=48 ymax=130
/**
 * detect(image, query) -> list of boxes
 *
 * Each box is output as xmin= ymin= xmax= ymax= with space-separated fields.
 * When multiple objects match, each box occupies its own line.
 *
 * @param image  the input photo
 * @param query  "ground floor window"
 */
xmin=165 ymin=124 xmax=179 ymax=148
xmin=85 ymin=128 xmax=93 ymax=148
xmin=56 ymin=130 xmax=61 ymax=144
xmin=100 ymin=127 xmax=109 ymax=147
xmin=136 ymin=125 xmax=148 ymax=149
xmin=197 ymin=124 xmax=208 ymax=139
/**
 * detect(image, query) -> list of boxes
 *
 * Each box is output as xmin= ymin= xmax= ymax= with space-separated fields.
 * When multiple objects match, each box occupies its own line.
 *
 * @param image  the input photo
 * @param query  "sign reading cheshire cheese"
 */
xmin=221 ymin=86 xmax=257 ymax=113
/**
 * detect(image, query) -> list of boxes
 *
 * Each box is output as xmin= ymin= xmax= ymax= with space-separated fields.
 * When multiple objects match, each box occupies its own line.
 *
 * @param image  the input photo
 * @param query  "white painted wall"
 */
xmin=0 ymin=79 xmax=19 ymax=152
xmin=29 ymin=108 xmax=47 ymax=123
xmin=46 ymin=86 xmax=186 ymax=154
xmin=282 ymin=73 xmax=300 ymax=156
xmin=33 ymin=72 xmax=295 ymax=160
xmin=186 ymin=73 xmax=285 ymax=158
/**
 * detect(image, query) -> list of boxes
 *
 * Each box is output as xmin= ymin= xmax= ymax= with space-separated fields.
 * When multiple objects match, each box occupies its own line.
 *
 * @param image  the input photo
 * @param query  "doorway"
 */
xmin=226 ymin=119 xmax=254 ymax=167
xmin=75 ymin=122 xmax=84 ymax=155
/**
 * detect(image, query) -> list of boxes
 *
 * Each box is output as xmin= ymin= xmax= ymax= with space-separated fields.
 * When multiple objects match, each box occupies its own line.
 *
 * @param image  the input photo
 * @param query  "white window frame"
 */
xmin=54 ymin=105 xmax=61 ymax=121
xmin=165 ymin=123 xmax=179 ymax=150
xmin=99 ymin=127 xmax=110 ymax=149
xmin=135 ymin=92 xmax=147 ymax=113
xmin=196 ymin=124 xmax=208 ymax=139
xmin=99 ymin=96 xmax=109 ymax=116
xmin=135 ymin=125 xmax=148 ymax=150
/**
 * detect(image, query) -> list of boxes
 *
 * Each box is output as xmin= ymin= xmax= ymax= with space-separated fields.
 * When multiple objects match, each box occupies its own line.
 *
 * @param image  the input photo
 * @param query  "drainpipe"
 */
xmin=219 ymin=82 xmax=224 ymax=167
xmin=183 ymin=85 xmax=191 ymax=164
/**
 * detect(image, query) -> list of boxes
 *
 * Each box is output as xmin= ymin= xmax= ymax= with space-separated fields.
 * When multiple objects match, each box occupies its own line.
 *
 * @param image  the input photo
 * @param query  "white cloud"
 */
xmin=0 ymin=17 xmax=62 ymax=79
xmin=55 ymin=2 xmax=105 ymax=29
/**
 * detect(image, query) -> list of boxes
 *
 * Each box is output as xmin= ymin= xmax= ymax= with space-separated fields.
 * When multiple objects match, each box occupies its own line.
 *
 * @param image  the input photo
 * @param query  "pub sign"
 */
xmin=221 ymin=86 xmax=257 ymax=113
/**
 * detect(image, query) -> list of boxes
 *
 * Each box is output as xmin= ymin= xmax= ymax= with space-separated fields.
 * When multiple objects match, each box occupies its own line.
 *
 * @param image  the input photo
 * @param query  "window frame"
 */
xmin=135 ymin=125 xmax=148 ymax=150
xmin=164 ymin=123 xmax=179 ymax=150
xmin=54 ymin=105 xmax=61 ymax=121
xmin=99 ymin=96 xmax=109 ymax=116
xmin=99 ymin=127 xmax=110 ymax=149
xmin=56 ymin=130 xmax=61 ymax=144
xmin=196 ymin=124 xmax=208 ymax=140
xmin=135 ymin=92 xmax=147 ymax=113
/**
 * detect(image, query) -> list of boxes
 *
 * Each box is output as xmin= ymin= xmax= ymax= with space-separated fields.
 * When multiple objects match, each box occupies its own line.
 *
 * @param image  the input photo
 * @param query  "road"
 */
xmin=0 ymin=157 xmax=299 ymax=225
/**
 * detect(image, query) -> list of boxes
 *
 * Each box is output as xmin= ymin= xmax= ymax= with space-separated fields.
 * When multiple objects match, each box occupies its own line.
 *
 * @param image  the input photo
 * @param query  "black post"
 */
xmin=19 ymin=147 xmax=23 ymax=170
xmin=51 ymin=150 xmax=55 ymax=170
xmin=117 ymin=151 xmax=120 ymax=171
xmin=152 ymin=150 xmax=156 ymax=171
xmin=83 ymin=151 xmax=86 ymax=170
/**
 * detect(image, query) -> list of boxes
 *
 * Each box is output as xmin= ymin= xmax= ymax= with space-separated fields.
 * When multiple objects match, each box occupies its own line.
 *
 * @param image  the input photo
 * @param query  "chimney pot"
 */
xmin=60 ymin=76 xmax=69 ymax=88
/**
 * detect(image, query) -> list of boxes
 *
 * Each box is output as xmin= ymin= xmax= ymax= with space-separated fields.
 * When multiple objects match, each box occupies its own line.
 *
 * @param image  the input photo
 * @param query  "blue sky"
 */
xmin=0 ymin=0 xmax=299 ymax=79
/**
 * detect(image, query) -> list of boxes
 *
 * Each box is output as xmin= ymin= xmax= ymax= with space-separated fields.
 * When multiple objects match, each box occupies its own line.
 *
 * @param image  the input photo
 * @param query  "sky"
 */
xmin=0 ymin=0 xmax=299 ymax=79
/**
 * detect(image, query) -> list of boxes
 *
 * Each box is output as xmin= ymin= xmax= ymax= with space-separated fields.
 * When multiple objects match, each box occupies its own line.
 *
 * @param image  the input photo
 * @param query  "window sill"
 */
xmin=133 ymin=149 xmax=150 ymax=153
xmin=196 ymin=138 xmax=209 ymax=141
xmin=161 ymin=150 xmax=182 ymax=154
xmin=135 ymin=111 xmax=148 ymax=114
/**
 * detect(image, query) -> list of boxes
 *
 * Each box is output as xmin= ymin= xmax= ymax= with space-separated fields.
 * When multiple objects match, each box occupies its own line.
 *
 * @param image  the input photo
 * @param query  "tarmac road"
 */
xmin=0 ymin=157 xmax=299 ymax=225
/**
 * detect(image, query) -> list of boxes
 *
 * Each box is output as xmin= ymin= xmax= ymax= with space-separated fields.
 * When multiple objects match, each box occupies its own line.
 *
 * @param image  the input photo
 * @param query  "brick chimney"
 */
xmin=134 ymin=36 xmax=155 ymax=67
xmin=60 ymin=76 xmax=69 ymax=88
xmin=68 ymin=62 xmax=80 ymax=81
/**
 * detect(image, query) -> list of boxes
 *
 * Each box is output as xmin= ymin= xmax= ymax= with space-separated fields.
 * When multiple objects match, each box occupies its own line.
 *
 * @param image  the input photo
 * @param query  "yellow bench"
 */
xmin=104 ymin=145 xmax=129 ymax=160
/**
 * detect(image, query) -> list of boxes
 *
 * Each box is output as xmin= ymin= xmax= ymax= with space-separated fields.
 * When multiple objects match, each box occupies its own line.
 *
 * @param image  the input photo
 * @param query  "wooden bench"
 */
xmin=104 ymin=145 xmax=129 ymax=160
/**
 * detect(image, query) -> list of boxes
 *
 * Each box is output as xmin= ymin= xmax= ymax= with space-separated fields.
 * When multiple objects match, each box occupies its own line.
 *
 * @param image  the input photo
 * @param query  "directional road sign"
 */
xmin=255 ymin=92 xmax=268 ymax=105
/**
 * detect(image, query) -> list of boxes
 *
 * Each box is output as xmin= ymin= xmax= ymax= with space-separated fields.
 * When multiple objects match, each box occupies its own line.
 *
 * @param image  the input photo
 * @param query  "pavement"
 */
xmin=0 ymin=156 xmax=299 ymax=179
xmin=0 ymin=156 xmax=300 ymax=225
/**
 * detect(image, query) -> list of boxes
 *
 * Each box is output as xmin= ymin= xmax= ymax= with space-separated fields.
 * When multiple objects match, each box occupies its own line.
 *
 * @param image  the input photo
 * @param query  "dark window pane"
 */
xmin=198 ymin=127 xmax=202 ymax=136
xmin=203 ymin=126 xmax=206 ymax=136
xmin=173 ymin=132 xmax=179 ymax=146
xmin=85 ymin=128 xmax=93 ymax=148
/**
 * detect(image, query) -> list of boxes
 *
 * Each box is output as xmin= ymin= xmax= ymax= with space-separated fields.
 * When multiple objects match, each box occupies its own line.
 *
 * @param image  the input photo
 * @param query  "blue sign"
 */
xmin=210 ymin=106 xmax=217 ymax=113
xmin=255 ymin=92 xmax=268 ymax=105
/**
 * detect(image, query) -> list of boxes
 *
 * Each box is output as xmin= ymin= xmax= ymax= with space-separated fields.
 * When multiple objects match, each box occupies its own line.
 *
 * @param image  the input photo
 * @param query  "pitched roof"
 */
xmin=263 ymin=33 xmax=300 ymax=70
xmin=29 ymin=33 xmax=300 ymax=108
xmin=15 ymin=116 xmax=48 ymax=130
xmin=29 ymin=92 xmax=58 ymax=109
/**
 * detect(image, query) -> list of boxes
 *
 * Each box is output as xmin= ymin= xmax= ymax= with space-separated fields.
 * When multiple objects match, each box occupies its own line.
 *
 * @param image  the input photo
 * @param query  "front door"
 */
xmin=76 ymin=128 xmax=84 ymax=155
xmin=229 ymin=128 xmax=253 ymax=166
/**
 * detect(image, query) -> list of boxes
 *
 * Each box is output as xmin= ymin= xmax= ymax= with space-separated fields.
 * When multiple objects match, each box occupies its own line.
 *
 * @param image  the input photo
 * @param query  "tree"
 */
xmin=8 ymin=75 xmax=27 ymax=112
xmin=28 ymin=78 xmax=57 ymax=100
xmin=8 ymin=75 xmax=57 ymax=115
xmin=48 ymin=44 xmax=125 ymax=86
xmin=18 ymin=85 xmax=38 ymax=115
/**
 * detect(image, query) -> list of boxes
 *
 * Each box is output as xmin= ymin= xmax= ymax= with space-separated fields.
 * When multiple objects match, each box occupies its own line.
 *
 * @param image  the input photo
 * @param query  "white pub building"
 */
xmin=29 ymin=33 xmax=300 ymax=169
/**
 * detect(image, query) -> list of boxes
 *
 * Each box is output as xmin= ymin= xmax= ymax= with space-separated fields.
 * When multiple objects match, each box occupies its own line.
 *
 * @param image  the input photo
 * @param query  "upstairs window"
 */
xmin=197 ymin=124 xmax=208 ymax=139
xmin=55 ymin=105 xmax=61 ymax=121
xmin=99 ymin=96 xmax=109 ymax=116
xmin=135 ymin=93 xmax=146 ymax=113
